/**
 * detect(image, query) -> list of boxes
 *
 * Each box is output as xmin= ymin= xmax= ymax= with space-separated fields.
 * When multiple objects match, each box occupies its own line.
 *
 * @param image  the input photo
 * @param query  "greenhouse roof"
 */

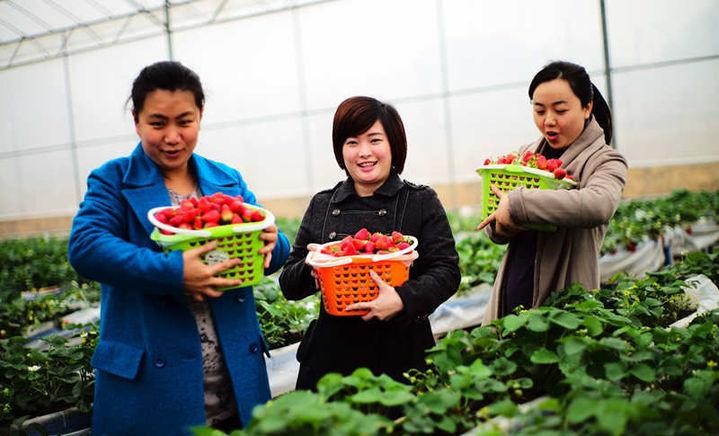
xmin=0 ymin=0 xmax=324 ymax=70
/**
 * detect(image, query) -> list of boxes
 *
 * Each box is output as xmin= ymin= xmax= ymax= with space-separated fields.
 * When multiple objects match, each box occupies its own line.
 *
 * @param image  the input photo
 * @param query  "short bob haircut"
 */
xmin=332 ymin=96 xmax=408 ymax=174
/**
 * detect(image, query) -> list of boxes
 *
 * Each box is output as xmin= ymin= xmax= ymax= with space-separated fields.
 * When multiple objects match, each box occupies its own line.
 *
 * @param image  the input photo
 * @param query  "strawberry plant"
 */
xmin=253 ymin=277 xmax=317 ymax=349
xmin=0 ymin=325 xmax=98 ymax=428
xmin=455 ymin=233 xmax=506 ymax=294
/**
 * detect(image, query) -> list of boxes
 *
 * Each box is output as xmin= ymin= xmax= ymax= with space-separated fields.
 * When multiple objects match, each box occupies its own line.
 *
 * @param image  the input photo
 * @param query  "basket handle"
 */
xmin=147 ymin=204 xmax=275 ymax=237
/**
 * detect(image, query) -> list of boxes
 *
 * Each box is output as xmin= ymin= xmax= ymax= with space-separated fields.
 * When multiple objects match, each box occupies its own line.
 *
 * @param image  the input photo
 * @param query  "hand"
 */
xmin=477 ymin=185 xmax=524 ymax=237
xmin=183 ymin=241 xmax=244 ymax=302
xmin=344 ymin=270 xmax=404 ymax=321
xmin=259 ymin=225 xmax=279 ymax=268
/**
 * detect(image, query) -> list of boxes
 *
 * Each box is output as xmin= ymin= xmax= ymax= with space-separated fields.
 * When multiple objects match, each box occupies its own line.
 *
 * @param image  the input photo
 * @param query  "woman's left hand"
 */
xmin=344 ymin=270 xmax=404 ymax=321
xmin=259 ymin=224 xmax=278 ymax=268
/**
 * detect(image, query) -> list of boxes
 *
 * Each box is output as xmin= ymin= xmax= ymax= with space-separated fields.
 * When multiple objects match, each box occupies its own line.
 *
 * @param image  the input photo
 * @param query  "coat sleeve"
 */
xmin=507 ymin=149 xmax=627 ymax=228
xmin=395 ymin=188 xmax=461 ymax=318
xmin=279 ymin=196 xmax=320 ymax=300
xmin=233 ymin=171 xmax=291 ymax=274
xmin=68 ymin=168 xmax=185 ymax=295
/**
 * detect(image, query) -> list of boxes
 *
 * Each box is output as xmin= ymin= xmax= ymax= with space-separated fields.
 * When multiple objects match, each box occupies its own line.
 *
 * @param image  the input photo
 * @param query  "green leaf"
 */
xmin=551 ymin=311 xmax=581 ymax=329
xmin=420 ymin=389 xmax=461 ymax=414
xmin=630 ymin=364 xmax=656 ymax=382
xmin=527 ymin=314 xmax=550 ymax=332
xmin=683 ymin=373 xmax=712 ymax=399
xmin=595 ymin=398 xmax=630 ymax=435
xmin=502 ymin=314 xmax=527 ymax=333
xmin=562 ymin=336 xmax=587 ymax=356
xmin=488 ymin=399 xmax=518 ymax=417
xmin=583 ymin=316 xmax=604 ymax=336
xmin=599 ymin=337 xmax=630 ymax=351
xmin=530 ymin=348 xmax=559 ymax=364
xmin=566 ymin=397 xmax=595 ymax=423
xmin=604 ymin=362 xmax=626 ymax=382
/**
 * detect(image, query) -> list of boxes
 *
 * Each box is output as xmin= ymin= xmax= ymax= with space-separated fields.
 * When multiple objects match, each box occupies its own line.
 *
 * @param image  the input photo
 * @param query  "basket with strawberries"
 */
xmin=476 ymin=150 xmax=577 ymax=231
xmin=305 ymin=228 xmax=419 ymax=316
xmin=147 ymin=192 xmax=275 ymax=289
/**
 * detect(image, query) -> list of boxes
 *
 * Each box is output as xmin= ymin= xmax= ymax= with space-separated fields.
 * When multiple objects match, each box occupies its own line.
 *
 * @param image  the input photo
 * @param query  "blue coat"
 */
xmin=68 ymin=144 xmax=290 ymax=435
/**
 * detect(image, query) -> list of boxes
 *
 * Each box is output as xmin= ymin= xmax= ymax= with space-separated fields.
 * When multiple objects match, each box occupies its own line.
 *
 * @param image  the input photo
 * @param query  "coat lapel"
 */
xmin=121 ymin=144 xmax=172 ymax=237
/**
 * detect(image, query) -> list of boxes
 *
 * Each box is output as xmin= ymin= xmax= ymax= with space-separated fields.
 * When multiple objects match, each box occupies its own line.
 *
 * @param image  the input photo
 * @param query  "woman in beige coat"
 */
xmin=478 ymin=61 xmax=628 ymax=323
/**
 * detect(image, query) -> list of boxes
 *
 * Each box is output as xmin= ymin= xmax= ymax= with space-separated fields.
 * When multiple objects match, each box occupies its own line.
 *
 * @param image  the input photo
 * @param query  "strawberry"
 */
xmin=193 ymin=216 xmax=203 ymax=230
xmin=546 ymin=159 xmax=562 ymax=172
xmin=535 ymin=155 xmax=547 ymax=170
xmin=364 ymin=241 xmax=375 ymax=253
xmin=483 ymin=158 xmax=492 ymax=165
xmin=155 ymin=211 xmax=169 ymax=224
xmin=504 ymin=154 xmax=516 ymax=164
xmin=521 ymin=150 xmax=534 ymax=163
xmin=201 ymin=209 xmax=220 ymax=224
xmin=396 ymin=241 xmax=410 ymax=250
xmin=204 ymin=222 xmax=219 ymax=229
xmin=169 ymin=214 xmax=184 ymax=227
xmin=250 ymin=210 xmax=264 ymax=222
xmin=180 ymin=200 xmax=195 ymax=210
xmin=229 ymin=200 xmax=246 ymax=214
xmin=231 ymin=213 xmax=243 ymax=224
xmin=340 ymin=237 xmax=357 ymax=255
xmin=354 ymin=228 xmax=371 ymax=240
xmin=374 ymin=235 xmax=392 ymax=250
xmin=391 ymin=231 xmax=404 ymax=243
xmin=352 ymin=238 xmax=367 ymax=250
xmin=221 ymin=204 xmax=233 ymax=223
xmin=553 ymin=168 xmax=567 ymax=179
xmin=197 ymin=198 xmax=213 ymax=213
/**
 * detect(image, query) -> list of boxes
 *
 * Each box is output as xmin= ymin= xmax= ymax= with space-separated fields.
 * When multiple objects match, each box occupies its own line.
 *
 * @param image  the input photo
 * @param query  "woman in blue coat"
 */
xmin=68 ymin=61 xmax=290 ymax=435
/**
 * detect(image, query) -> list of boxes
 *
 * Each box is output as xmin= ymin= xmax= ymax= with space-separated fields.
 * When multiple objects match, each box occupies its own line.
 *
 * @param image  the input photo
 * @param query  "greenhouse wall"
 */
xmin=1 ymin=0 xmax=717 ymax=237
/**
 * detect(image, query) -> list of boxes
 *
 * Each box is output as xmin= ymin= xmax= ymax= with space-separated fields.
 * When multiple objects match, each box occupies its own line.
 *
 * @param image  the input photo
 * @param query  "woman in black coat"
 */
xmin=279 ymin=96 xmax=460 ymax=390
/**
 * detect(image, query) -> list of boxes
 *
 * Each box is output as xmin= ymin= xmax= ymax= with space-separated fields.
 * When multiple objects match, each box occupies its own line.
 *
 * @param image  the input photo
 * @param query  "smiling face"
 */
xmin=532 ymin=78 xmax=592 ymax=149
xmin=134 ymin=89 xmax=202 ymax=176
xmin=342 ymin=120 xmax=393 ymax=197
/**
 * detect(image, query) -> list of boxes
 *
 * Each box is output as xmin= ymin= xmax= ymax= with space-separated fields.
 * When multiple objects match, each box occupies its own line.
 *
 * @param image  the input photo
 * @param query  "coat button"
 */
xmin=378 ymin=209 xmax=387 ymax=216
xmin=249 ymin=343 xmax=260 ymax=354
xmin=332 ymin=208 xmax=341 ymax=216
xmin=329 ymin=231 xmax=336 ymax=239
xmin=154 ymin=358 xmax=166 ymax=368
xmin=236 ymin=295 xmax=245 ymax=303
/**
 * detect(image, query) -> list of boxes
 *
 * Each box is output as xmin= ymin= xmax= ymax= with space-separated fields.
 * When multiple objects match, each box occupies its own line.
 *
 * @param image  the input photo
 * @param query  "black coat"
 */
xmin=279 ymin=172 xmax=460 ymax=389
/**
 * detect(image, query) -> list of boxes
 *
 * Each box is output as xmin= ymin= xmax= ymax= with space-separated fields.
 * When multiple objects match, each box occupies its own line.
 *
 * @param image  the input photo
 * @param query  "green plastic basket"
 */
xmin=476 ymin=164 xmax=576 ymax=232
xmin=148 ymin=204 xmax=275 ymax=290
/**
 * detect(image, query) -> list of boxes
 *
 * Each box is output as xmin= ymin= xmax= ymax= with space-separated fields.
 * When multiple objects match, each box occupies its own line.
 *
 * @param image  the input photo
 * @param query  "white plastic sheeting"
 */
xmin=670 ymin=274 xmax=719 ymax=329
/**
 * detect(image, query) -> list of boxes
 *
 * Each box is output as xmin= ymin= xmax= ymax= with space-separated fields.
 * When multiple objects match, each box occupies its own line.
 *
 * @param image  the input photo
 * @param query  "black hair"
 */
xmin=129 ymin=61 xmax=204 ymax=122
xmin=528 ymin=61 xmax=612 ymax=144
xmin=332 ymin=96 xmax=408 ymax=174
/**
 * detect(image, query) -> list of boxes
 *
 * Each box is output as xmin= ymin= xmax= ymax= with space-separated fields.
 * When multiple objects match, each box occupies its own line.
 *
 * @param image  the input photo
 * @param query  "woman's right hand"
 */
xmin=477 ymin=185 xmax=524 ymax=237
xmin=182 ymin=241 xmax=244 ymax=302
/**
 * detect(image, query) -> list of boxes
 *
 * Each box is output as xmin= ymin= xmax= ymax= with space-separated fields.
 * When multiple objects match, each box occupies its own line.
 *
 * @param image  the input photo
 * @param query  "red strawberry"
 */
xmin=169 ymin=214 xmax=184 ymax=227
xmin=221 ymin=204 xmax=233 ymax=223
xmin=340 ymin=237 xmax=357 ymax=255
xmin=364 ymin=241 xmax=375 ymax=253
xmin=521 ymin=150 xmax=533 ymax=163
xmin=553 ymin=168 xmax=567 ymax=179
xmin=396 ymin=241 xmax=410 ymax=250
xmin=180 ymin=200 xmax=195 ymax=210
xmin=193 ymin=216 xmax=203 ymax=230
xmin=197 ymin=198 xmax=213 ymax=213
xmin=155 ymin=211 xmax=169 ymax=224
xmin=374 ymin=235 xmax=392 ymax=250
xmin=231 ymin=213 xmax=243 ymax=224
xmin=535 ymin=155 xmax=547 ymax=170
xmin=483 ymin=158 xmax=492 ymax=165
xmin=229 ymin=200 xmax=246 ymax=214
xmin=391 ymin=231 xmax=404 ymax=243
xmin=250 ymin=210 xmax=264 ymax=222
xmin=352 ymin=238 xmax=367 ymax=250
xmin=505 ymin=154 xmax=516 ymax=164
xmin=201 ymin=209 xmax=220 ymax=224
xmin=354 ymin=228 xmax=371 ymax=240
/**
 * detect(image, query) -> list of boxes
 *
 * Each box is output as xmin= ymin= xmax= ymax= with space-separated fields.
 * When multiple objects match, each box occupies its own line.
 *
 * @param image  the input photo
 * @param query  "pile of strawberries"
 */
xmin=320 ymin=228 xmax=412 ymax=257
xmin=483 ymin=150 xmax=573 ymax=180
xmin=153 ymin=192 xmax=264 ymax=234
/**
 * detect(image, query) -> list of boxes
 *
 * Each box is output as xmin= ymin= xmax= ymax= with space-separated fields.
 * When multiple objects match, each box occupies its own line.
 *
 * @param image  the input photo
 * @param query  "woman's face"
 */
xmin=135 ymin=89 xmax=202 ymax=174
xmin=342 ymin=120 xmax=393 ymax=196
xmin=532 ymin=78 xmax=592 ymax=149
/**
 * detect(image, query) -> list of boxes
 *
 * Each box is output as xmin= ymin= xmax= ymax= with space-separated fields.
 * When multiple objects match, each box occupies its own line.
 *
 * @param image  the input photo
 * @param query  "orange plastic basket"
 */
xmin=305 ymin=236 xmax=419 ymax=316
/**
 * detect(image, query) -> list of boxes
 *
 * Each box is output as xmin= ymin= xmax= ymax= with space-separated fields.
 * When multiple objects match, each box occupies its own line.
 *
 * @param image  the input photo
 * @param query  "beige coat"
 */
xmin=482 ymin=118 xmax=628 ymax=324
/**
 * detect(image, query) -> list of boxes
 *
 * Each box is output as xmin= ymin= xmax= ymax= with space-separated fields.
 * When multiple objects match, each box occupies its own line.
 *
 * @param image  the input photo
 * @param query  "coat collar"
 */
xmin=333 ymin=171 xmax=404 ymax=203
xmin=123 ymin=143 xmax=237 ymax=189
